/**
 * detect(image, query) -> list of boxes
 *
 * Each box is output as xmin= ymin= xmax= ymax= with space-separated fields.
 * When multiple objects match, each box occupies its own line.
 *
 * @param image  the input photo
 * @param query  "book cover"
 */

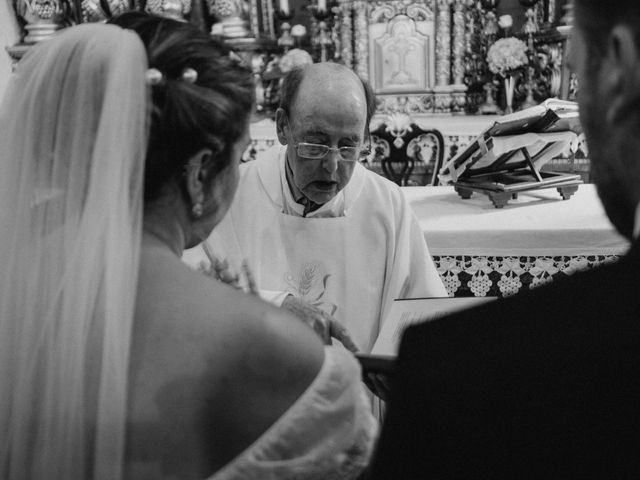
xmin=485 ymin=98 xmax=581 ymax=137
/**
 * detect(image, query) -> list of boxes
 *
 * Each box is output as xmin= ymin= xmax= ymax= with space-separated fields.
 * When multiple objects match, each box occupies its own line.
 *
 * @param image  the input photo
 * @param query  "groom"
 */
xmin=369 ymin=1 xmax=640 ymax=478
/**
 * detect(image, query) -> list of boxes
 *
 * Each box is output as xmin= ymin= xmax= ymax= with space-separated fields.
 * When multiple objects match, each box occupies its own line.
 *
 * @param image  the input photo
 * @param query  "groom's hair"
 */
xmin=575 ymin=0 xmax=640 ymax=61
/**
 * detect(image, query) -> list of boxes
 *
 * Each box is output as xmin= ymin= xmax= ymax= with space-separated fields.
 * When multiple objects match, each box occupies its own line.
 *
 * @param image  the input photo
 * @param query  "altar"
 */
xmin=247 ymin=118 xmax=611 ymax=299
xmin=244 ymin=116 xmax=618 ymax=297
xmin=403 ymin=184 xmax=630 ymax=297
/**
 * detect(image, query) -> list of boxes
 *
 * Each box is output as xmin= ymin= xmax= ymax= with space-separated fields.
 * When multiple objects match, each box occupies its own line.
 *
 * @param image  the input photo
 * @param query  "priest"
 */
xmin=369 ymin=0 xmax=640 ymax=477
xmin=184 ymin=62 xmax=446 ymax=353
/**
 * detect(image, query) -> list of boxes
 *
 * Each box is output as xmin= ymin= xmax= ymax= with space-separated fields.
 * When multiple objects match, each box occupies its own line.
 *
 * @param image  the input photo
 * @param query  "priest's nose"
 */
xmin=322 ymin=151 xmax=340 ymax=173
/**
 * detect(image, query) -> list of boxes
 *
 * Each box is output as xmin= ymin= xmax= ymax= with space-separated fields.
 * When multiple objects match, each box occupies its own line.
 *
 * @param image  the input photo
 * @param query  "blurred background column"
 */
xmin=434 ymin=0 xmax=452 ymax=113
xmin=450 ymin=0 xmax=467 ymax=113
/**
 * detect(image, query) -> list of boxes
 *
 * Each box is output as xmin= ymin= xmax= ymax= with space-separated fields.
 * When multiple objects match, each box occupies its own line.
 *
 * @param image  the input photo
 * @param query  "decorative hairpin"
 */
xmin=181 ymin=68 xmax=198 ymax=84
xmin=144 ymin=67 xmax=199 ymax=86
xmin=145 ymin=68 xmax=164 ymax=86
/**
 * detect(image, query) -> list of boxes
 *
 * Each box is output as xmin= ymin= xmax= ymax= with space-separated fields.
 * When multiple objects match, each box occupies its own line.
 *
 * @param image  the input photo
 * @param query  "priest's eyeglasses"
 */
xmin=295 ymin=142 xmax=360 ymax=163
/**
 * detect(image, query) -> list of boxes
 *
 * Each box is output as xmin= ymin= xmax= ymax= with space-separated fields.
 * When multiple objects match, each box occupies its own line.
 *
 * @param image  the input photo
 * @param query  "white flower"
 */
xmin=498 ymin=14 xmax=513 ymax=29
xmin=291 ymin=24 xmax=307 ymax=38
xmin=210 ymin=23 xmax=224 ymax=35
xmin=279 ymin=48 xmax=313 ymax=73
xmin=487 ymin=37 xmax=529 ymax=77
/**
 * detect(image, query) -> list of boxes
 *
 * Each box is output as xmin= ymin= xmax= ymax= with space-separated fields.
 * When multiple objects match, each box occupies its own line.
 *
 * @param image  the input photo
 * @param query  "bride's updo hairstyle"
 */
xmin=110 ymin=12 xmax=255 ymax=202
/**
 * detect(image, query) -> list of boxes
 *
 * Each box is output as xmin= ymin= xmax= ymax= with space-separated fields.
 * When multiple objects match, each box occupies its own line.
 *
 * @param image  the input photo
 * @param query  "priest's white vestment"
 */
xmin=184 ymin=146 xmax=447 ymax=352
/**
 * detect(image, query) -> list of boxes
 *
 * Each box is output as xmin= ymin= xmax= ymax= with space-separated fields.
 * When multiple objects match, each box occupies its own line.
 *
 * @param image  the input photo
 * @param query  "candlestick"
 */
xmin=317 ymin=21 xmax=332 ymax=62
xmin=277 ymin=21 xmax=294 ymax=51
xmin=19 ymin=0 xmax=64 ymax=43
xmin=291 ymin=24 xmax=307 ymax=48
xmin=522 ymin=7 xmax=539 ymax=35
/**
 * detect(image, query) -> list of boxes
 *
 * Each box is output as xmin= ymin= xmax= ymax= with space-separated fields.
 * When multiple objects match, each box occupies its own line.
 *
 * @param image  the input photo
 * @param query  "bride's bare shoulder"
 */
xmin=136 ymin=245 xmax=320 ymax=351
xmin=130 ymin=245 xmax=326 ymax=471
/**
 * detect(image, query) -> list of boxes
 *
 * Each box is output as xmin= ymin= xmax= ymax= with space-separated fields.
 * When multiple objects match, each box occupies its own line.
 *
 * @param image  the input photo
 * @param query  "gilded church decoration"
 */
xmin=368 ymin=0 xmax=433 ymax=23
xmin=7 ymin=0 xmax=576 ymax=116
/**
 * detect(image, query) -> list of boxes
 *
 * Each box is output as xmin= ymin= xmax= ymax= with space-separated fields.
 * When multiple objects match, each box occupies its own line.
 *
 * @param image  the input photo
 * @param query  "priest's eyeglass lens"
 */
xmin=295 ymin=142 xmax=359 ymax=162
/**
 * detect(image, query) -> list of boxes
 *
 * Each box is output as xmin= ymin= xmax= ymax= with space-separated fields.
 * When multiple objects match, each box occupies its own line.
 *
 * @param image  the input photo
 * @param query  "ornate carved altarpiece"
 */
xmin=339 ymin=0 xmax=468 ymax=115
xmin=7 ymin=0 xmax=573 ymax=116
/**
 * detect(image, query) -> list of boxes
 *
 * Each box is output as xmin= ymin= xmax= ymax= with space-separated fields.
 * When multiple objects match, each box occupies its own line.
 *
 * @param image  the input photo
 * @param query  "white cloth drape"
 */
xmin=209 ymin=347 xmax=378 ymax=480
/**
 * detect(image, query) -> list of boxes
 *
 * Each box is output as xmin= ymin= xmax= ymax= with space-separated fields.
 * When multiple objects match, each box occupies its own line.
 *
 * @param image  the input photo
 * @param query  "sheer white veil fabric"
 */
xmin=0 ymin=24 xmax=148 ymax=479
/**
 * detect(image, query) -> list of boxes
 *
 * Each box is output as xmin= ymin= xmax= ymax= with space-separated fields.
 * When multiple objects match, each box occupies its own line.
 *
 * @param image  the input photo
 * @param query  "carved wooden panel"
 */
xmin=369 ymin=15 xmax=433 ymax=93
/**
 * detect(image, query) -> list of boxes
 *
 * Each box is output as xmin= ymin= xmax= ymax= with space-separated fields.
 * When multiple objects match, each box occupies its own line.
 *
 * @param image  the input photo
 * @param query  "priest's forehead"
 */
xmin=290 ymin=65 xmax=366 ymax=117
xmin=288 ymin=64 xmax=367 ymax=138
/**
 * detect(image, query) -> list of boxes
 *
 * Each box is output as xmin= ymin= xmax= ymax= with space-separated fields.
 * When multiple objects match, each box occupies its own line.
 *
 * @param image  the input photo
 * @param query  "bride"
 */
xmin=0 ymin=12 xmax=376 ymax=480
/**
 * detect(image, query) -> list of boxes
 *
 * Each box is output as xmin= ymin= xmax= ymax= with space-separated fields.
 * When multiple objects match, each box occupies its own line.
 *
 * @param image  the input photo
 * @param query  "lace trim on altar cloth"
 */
xmin=434 ymin=255 xmax=621 ymax=297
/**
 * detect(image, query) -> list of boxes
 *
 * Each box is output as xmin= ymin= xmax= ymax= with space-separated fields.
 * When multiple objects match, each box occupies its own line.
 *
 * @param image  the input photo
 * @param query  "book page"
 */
xmin=467 ymin=131 xmax=577 ymax=171
xmin=539 ymin=97 xmax=579 ymax=111
xmin=370 ymin=297 xmax=496 ymax=357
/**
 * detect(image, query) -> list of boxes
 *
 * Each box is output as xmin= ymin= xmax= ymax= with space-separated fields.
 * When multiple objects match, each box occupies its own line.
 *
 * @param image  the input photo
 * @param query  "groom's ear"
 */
xmin=603 ymin=25 xmax=640 ymax=126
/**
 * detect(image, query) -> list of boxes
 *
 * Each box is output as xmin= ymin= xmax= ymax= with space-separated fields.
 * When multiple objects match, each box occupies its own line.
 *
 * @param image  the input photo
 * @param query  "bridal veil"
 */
xmin=0 ymin=24 xmax=148 ymax=479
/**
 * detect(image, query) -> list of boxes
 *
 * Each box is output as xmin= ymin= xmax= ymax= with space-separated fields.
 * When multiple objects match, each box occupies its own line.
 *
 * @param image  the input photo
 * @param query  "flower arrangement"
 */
xmin=486 ymin=37 xmax=529 ymax=114
xmin=498 ymin=14 xmax=513 ymax=30
xmin=291 ymin=24 xmax=307 ymax=39
xmin=486 ymin=37 xmax=529 ymax=77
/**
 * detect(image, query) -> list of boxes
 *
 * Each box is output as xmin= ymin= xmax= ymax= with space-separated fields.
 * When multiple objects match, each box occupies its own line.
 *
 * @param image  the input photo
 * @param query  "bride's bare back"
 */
xmin=126 ymin=237 xmax=324 ymax=479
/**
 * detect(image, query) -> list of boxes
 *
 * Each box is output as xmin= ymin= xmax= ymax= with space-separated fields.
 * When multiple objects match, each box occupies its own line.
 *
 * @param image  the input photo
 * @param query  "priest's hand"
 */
xmin=281 ymin=295 xmax=359 ymax=353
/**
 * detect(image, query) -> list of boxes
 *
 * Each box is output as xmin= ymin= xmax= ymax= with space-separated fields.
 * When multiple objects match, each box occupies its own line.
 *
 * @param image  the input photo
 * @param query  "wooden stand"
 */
xmin=451 ymin=141 xmax=583 ymax=208
xmin=455 ymin=182 xmax=580 ymax=208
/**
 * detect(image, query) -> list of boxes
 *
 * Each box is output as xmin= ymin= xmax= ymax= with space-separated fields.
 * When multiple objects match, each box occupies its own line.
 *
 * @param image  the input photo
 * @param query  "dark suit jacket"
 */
xmin=369 ymin=240 xmax=640 ymax=479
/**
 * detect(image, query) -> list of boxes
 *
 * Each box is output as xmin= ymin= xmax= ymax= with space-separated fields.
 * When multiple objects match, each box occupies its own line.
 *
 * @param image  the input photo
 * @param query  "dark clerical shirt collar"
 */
xmin=280 ymin=149 xmax=347 ymax=218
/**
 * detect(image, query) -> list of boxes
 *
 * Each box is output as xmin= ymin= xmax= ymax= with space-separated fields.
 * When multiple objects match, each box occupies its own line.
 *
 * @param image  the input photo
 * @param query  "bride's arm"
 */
xmin=205 ymin=296 xmax=325 ymax=469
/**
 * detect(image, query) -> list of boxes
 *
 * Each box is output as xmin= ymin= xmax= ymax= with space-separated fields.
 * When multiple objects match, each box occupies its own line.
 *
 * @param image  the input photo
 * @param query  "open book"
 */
xmin=356 ymin=297 xmax=496 ymax=373
xmin=438 ymin=99 xmax=581 ymax=186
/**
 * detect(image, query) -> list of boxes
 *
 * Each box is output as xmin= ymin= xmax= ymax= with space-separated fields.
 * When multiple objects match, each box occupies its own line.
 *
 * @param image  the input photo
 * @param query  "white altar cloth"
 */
xmin=402 ymin=184 xmax=630 ymax=257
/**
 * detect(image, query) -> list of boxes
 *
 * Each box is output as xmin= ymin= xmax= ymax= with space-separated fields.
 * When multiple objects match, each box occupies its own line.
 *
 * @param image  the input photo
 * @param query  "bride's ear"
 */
xmin=183 ymin=148 xmax=214 ymax=217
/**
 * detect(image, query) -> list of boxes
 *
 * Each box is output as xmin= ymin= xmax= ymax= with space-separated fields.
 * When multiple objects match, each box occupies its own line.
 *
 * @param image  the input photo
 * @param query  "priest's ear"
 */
xmin=275 ymin=107 xmax=290 ymax=146
xmin=603 ymin=25 xmax=640 ymax=126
